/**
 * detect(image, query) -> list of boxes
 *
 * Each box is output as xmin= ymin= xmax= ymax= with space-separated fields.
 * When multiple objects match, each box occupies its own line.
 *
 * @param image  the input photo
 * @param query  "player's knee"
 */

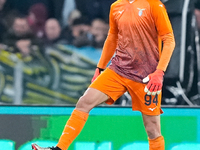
xmin=76 ymin=95 xmax=95 ymax=113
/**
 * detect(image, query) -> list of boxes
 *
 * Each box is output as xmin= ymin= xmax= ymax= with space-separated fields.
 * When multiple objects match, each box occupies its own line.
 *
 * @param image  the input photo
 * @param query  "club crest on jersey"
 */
xmin=137 ymin=8 xmax=145 ymax=16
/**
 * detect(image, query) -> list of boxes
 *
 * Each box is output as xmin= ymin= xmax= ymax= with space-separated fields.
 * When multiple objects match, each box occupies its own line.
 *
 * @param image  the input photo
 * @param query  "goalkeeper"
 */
xmin=32 ymin=0 xmax=175 ymax=150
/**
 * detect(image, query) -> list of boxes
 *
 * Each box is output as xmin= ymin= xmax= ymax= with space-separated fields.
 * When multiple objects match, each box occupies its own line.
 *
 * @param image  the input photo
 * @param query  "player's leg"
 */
xmin=32 ymin=88 xmax=109 ymax=150
xmin=125 ymin=79 xmax=164 ymax=150
xmin=56 ymin=88 xmax=109 ymax=150
xmin=142 ymin=114 xmax=164 ymax=150
xmin=32 ymin=68 xmax=126 ymax=150
xmin=55 ymin=68 xmax=126 ymax=150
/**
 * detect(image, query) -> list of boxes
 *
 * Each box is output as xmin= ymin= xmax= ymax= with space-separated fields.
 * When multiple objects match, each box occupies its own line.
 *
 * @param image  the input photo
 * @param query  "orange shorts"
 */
xmin=89 ymin=68 xmax=163 ymax=115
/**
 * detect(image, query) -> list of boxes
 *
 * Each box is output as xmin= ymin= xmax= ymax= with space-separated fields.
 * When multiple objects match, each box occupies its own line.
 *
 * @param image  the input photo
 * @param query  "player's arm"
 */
xmin=157 ymin=32 xmax=175 ymax=71
xmin=92 ymin=4 xmax=118 ymax=82
xmin=143 ymin=1 xmax=175 ymax=95
xmin=152 ymin=1 xmax=176 ymax=71
xmin=91 ymin=33 xmax=118 ymax=82
xmin=97 ymin=33 xmax=118 ymax=69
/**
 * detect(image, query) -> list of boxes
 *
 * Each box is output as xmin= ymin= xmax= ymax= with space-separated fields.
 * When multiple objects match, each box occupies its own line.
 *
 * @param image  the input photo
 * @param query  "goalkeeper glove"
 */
xmin=91 ymin=67 xmax=104 ymax=83
xmin=142 ymin=69 xmax=164 ymax=95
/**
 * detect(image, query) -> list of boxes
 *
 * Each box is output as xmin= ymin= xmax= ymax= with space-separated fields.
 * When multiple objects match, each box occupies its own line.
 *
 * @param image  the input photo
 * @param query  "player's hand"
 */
xmin=91 ymin=67 xmax=104 ymax=83
xmin=142 ymin=69 xmax=164 ymax=95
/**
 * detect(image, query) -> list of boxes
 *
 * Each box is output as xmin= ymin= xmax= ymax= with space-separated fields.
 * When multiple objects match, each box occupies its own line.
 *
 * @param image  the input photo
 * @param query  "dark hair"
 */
xmin=72 ymin=16 xmax=90 ymax=26
xmin=10 ymin=11 xmax=27 ymax=26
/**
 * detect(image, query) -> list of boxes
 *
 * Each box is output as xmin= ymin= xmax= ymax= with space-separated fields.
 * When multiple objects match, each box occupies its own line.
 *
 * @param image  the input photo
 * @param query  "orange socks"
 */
xmin=56 ymin=109 xmax=89 ymax=150
xmin=149 ymin=136 xmax=165 ymax=150
xmin=56 ymin=109 xmax=164 ymax=150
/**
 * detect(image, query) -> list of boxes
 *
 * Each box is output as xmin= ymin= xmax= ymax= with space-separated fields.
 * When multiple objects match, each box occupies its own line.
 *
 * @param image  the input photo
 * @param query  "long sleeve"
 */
xmin=97 ymin=3 xmax=118 ymax=69
xmin=150 ymin=1 xmax=175 ymax=71
xmin=156 ymin=32 xmax=175 ymax=71
xmin=97 ymin=33 xmax=118 ymax=69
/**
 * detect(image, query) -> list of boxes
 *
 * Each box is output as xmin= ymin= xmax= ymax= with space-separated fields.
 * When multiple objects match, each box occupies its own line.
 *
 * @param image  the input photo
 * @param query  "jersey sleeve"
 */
xmin=150 ymin=0 xmax=175 ymax=71
xmin=108 ymin=3 xmax=119 ymax=35
xmin=151 ymin=1 xmax=173 ymax=36
xmin=156 ymin=32 xmax=175 ymax=71
xmin=97 ymin=3 xmax=118 ymax=69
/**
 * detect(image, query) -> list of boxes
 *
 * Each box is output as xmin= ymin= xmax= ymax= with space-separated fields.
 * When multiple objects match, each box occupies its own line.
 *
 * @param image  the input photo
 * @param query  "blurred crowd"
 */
xmin=0 ymin=0 xmax=200 ymax=105
xmin=0 ymin=0 xmax=199 ymax=59
xmin=0 ymin=0 xmax=115 ymax=58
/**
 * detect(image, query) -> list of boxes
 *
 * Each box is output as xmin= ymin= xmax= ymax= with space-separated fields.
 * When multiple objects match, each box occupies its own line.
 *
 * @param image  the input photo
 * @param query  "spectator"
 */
xmin=44 ymin=18 xmax=64 ymax=46
xmin=90 ymin=18 xmax=109 ymax=48
xmin=62 ymin=16 xmax=92 ymax=47
xmin=3 ymin=15 xmax=41 ymax=57
xmin=71 ymin=17 xmax=92 ymax=47
xmin=27 ymin=3 xmax=48 ymax=39
xmin=67 ymin=9 xmax=82 ymax=27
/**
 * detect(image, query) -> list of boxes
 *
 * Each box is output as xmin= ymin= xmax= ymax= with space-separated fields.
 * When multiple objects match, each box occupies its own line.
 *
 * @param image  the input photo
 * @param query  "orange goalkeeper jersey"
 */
xmin=106 ymin=0 xmax=174 ymax=82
